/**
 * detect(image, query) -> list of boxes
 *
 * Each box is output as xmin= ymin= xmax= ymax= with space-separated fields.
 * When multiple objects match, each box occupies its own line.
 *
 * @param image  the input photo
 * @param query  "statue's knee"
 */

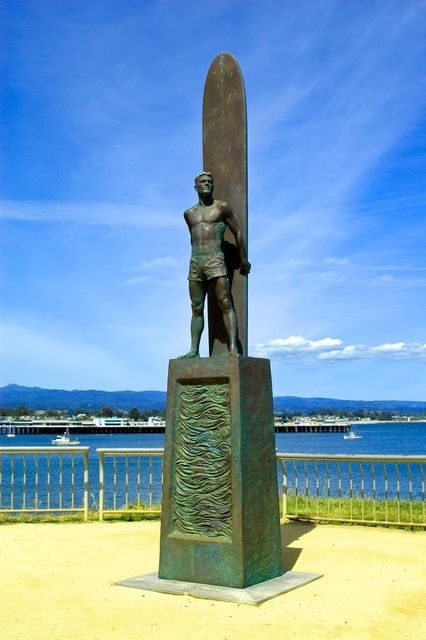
xmin=191 ymin=302 xmax=204 ymax=315
xmin=218 ymin=296 xmax=232 ymax=312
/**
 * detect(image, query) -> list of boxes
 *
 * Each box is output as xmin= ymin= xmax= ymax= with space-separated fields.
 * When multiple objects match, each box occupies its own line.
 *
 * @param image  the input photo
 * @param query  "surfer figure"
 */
xmin=179 ymin=172 xmax=251 ymax=358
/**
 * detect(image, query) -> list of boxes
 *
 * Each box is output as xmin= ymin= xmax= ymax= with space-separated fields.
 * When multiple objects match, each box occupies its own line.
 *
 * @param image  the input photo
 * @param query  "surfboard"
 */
xmin=202 ymin=52 xmax=248 ymax=356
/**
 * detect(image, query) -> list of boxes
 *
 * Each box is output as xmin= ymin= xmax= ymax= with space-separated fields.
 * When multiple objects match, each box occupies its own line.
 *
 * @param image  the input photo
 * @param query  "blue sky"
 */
xmin=1 ymin=0 xmax=426 ymax=400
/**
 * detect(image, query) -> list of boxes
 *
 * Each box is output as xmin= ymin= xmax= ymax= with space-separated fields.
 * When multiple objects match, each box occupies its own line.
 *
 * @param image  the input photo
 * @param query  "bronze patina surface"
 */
xmin=159 ymin=356 xmax=282 ymax=588
xmin=155 ymin=53 xmax=283 ymax=596
xmin=171 ymin=378 xmax=232 ymax=540
xmin=203 ymin=53 xmax=248 ymax=356
xmin=178 ymin=172 xmax=250 ymax=359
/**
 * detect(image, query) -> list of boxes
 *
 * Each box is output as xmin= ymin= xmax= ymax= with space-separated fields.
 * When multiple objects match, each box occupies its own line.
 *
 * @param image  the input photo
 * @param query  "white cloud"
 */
xmin=323 ymin=257 xmax=351 ymax=266
xmin=124 ymin=256 xmax=184 ymax=285
xmin=130 ymin=256 xmax=179 ymax=270
xmin=372 ymin=342 xmax=406 ymax=353
xmin=0 ymin=199 xmax=179 ymax=229
xmin=317 ymin=346 xmax=359 ymax=360
xmin=252 ymin=336 xmax=342 ymax=358
xmin=249 ymin=2 xmax=426 ymax=270
xmin=317 ymin=342 xmax=426 ymax=360
xmin=0 ymin=321 xmax=131 ymax=389
xmin=253 ymin=336 xmax=426 ymax=362
xmin=372 ymin=274 xmax=426 ymax=287
xmin=2 ymin=2 xmax=426 ymax=398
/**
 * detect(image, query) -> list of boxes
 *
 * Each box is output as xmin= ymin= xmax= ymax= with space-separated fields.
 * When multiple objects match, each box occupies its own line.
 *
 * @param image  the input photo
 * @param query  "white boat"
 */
xmin=344 ymin=431 xmax=362 ymax=440
xmin=6 ymin=432 xmax=15 ymax=438
xmin=51 ymin=429 xmax=80 ymax=446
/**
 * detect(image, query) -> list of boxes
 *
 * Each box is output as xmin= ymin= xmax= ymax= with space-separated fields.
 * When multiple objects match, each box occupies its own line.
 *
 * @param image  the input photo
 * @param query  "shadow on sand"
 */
xmin=280 ymin=521 xmax=316 ymax=571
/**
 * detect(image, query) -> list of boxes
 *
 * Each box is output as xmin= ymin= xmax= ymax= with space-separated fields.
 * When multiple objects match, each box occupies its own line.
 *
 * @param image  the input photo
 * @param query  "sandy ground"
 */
xmin=0 ymin=520 xmax=425 ymax=640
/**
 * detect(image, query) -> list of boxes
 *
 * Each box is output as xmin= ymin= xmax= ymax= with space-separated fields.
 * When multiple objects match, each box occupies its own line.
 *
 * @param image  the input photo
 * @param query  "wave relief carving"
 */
xmin=172 ymin=381 xmax=231 ymax=539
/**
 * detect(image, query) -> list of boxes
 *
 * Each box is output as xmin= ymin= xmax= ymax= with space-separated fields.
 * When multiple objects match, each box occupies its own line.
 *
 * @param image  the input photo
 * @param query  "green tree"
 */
xmin=73 ymin=407 xmax=91 ymax=416
xmin=97 ymin=406 xmax=114 ymax=417
xmin=128 ymin=408 xmax=141 ymax=421
xmin=14 ymin=405 xmax=29 ymax=418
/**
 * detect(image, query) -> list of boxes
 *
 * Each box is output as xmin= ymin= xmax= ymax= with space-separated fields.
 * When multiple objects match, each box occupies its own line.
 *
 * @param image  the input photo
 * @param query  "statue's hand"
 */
xmin=240 ymin=259 xmax=251 ymax=275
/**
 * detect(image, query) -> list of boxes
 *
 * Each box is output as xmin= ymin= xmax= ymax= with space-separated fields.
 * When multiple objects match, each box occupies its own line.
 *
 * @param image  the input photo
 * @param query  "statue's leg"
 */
xmin=178 ymin=280 xmax=207 ymax=358
xmin=214 ymin=277 xmax=238 ymax=355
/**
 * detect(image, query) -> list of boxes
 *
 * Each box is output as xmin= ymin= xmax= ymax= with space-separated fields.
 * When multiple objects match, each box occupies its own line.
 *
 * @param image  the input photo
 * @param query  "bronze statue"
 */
xmin=179 ymin=172 xmax=251 ymax=358
xmin=155 ymin=54 xmax=283 ymax=595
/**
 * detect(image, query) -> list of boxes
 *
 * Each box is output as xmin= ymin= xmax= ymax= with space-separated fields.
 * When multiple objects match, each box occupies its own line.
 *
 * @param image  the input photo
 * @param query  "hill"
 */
xmin=273 ymin=396 xmax=426 ymax=414
xmin=1 ymin=384 xmax=425 ymax=414
xmin=0 ymin=384 xmax=166 ymax=411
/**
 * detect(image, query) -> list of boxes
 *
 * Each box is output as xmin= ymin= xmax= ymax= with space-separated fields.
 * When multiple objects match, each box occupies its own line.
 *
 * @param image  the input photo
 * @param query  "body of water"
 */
xmin=1 ymin=422 xmax=425 ymax=510
xmin=3 ymin=420 xmax=425 ymax=454
xmin=276 ymin=421 xmax=426 ymax=456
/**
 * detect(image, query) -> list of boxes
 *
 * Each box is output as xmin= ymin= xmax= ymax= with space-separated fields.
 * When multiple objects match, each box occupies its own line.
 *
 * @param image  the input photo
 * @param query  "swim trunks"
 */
xmin=188 ymin=250 xmax=228 ymax=282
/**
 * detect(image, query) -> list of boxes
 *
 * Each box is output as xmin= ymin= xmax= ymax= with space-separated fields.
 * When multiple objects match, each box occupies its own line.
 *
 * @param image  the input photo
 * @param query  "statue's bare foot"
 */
xmin=228 ymin=346 xmax=239 ymax=356
xmin=178 ymin=350 xmax=200 ymax=359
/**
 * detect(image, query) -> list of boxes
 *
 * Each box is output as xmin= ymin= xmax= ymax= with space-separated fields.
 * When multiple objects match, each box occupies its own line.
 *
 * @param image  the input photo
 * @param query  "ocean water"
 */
xmin=275 ymin=422 xmax=426 ymax=501
xmin=275 ymin=421 xmax=426 ymax=456
xmin=1 ymin=422 xmax=425 ymax=510
xmin=3 ymin=420 xmax=425 ymax=454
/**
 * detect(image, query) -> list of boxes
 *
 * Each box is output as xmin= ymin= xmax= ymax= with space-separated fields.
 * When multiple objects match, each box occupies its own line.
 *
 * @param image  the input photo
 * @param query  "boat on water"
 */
xmin=51 ymin=429 xmax=80 ymax=446
xmin=6 ymin=432 xmax=15 ymax=438
xmin=344 ymin=431 xmax=362 ymax=440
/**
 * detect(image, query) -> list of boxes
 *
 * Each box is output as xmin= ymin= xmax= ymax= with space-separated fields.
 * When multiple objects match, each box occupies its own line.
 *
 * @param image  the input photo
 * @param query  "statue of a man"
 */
xmin=179 ymin=172 xmax=251 ymax=358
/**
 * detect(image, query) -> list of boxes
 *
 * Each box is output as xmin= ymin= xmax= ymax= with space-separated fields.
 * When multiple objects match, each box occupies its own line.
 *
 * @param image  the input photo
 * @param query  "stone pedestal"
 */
xmin=158 ymin=355 xmax=282 ymax=588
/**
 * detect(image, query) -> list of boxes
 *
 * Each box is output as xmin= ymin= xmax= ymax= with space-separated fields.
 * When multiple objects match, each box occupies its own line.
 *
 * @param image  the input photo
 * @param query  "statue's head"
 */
xmin=194 ymin=172 xmax=214 ymax=194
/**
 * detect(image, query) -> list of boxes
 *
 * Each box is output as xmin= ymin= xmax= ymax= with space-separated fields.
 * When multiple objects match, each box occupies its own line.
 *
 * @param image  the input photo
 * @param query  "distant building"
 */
xmin=93 ymin=417 xmax=130 ymax=427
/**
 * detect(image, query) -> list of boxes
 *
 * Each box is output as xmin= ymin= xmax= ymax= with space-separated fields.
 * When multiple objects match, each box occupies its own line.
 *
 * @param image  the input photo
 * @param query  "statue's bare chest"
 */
xmin=188 ymin=205 xmax=223 ymax=227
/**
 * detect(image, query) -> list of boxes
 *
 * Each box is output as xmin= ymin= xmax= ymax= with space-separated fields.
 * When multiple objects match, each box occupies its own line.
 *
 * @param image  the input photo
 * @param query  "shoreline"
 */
xmin=350 ymin=419 xmax=426 ymax=424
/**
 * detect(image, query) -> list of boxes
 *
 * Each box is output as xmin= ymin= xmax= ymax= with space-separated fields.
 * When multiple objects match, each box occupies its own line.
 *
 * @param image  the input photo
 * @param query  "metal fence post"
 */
xmin=278 ymin=458 xmax=287 ymax=518
xmin=83 ymin=450 xmax=89 ymax=522
xmin=282 ymin=468 xmax=288 ymax=517
xmin=99 ymin=451 xmax=104 ymax=521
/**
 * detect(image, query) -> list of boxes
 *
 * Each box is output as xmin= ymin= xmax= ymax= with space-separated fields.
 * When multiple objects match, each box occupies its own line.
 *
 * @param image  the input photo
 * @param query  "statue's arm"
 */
xmin=183 ymin=210 xmax=193 ymax=239
xmin=223 ymin=206 xmax=251 ymax=274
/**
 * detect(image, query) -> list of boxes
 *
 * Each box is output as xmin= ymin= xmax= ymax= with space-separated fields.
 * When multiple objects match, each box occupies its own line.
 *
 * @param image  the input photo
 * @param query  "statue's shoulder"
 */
xmin=215 ymin=200 xmax=232 ymax=215
xmin=184 ymin=203 xmax=199 ymax=217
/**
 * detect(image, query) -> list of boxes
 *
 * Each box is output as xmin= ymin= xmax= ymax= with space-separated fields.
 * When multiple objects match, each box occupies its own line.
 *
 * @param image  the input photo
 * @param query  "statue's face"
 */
xmin=195 ymin=174 xmax=214 ymax=195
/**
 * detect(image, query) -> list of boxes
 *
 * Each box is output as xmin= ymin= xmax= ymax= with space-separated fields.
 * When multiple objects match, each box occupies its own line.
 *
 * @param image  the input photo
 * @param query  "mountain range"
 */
xmin=1 ymin=384 xmax=425 ymax=414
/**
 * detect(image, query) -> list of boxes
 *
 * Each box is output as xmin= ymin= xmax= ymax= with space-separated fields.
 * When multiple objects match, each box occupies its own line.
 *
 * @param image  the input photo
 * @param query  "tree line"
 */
xmin=0 ymin=406 xmax=165 ymax=420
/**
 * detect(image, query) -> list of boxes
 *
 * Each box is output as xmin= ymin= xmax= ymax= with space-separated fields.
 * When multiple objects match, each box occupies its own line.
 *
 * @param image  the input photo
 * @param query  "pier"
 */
xmin=0 ymin=421 xmax=165 ymax=435
xmin=274 ymin=422 xmax=350 ymax=433
xmin=1 ymin=420 xmax=350 ymax=435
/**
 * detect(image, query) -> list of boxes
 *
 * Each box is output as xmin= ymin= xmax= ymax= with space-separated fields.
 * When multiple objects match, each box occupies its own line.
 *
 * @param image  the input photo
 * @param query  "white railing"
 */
xmin=1 ymin=447 xmax=425 ymax=527
xmin=95 ymin=449 xmax=425 ymax=527
xmin=97 ymin=448 xmax=163 ymax=521
xmin=0 ymin=446 xmax=90 ymax=521
xmin=277 ymin=453 xmax=426 ymax=527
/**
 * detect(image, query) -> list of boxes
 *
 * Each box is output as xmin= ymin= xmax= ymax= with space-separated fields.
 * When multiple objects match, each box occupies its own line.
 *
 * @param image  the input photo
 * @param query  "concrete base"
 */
xmin=115 ymin=571 xmax=322 ymax=606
